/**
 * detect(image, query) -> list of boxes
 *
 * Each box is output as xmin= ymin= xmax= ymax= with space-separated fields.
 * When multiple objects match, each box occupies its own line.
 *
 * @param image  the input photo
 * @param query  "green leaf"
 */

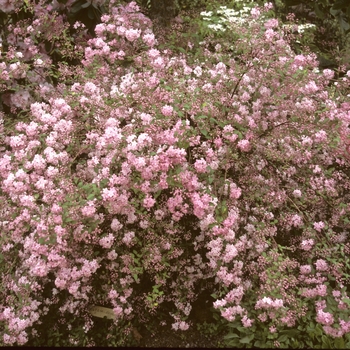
xmin=154 ymin=190 xmax=162 ymax=199
xmin=305 ymin=339 xmax=315 ymax=348
xmin=322 ymin=335 xmax=333 ymax=349
xmin=314 ymin=324 xmax=323 ymax=337
xmin=254 ymin=340 xmax=266 ymax=347
xmin=332 ymin=0 xmax=349 ymax=10
xmin=210 ymin=117 xmax=219 ymax=125
xmin=70 ymin=0 xmax=85 ymax=13
xmin=339 ymin=16 xmax=350 ymax=31
xmin=81 ymin=1 xmax=91 ymax=8
xmin=224 ymin=333 xmax=239 ymax=339
xmin=200 ymin=129 xmax=208 ymax=137
xmin=88 ymin=7 xmax=95 ymax=19
xmin=342 ymin=298 xmax=350 ymax=306
xmin=38 ymin=237 xmax=45 ymax=244
xmin=284 ymin=0 xmax=304 ymax=6
xmin=87 ymin=194 xmax=95 ymax=200
xmin=278 ymin=334 xmax=290 ymax=342
xmin=334 ymin=337 xmax=345 ymax=349
xmin=313 ymin=3 xmax=326 ymax=19
xmin=280 ymin=329 xmax=300 ymax=338
xmin=240 ymin=334 xmax=255 ymax=344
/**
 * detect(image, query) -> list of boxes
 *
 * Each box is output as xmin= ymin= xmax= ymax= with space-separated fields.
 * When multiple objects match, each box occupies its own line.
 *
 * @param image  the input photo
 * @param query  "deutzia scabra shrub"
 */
xmin=0 ymin=1 xmax=350 ymax=347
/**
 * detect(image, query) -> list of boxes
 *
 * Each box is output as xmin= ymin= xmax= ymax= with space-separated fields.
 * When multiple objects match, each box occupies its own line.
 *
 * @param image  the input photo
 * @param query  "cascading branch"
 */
xmin=0 ymin=0 xmax=350 ymax=347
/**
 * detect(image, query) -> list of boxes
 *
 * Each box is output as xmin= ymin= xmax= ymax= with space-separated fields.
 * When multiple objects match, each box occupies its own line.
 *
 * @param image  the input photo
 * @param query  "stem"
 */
xmin=258 ymin=119 xmax=292 ymax=139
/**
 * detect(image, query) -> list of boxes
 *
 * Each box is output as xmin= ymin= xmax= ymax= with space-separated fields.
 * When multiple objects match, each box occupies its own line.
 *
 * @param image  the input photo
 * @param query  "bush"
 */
xmin=0 ymin=0 xmax=350 ymax=347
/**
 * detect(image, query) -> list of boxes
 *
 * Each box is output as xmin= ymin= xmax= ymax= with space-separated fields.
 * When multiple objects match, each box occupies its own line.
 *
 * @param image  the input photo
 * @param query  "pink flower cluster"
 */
xmin=255 ymin=297 xmax=284 ymax=310
xmin=1 ymin=0 xmax=350 ymax=345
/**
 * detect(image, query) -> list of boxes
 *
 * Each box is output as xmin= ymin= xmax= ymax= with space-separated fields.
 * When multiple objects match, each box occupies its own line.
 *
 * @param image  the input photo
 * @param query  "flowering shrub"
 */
xmin=1 ymin=0 xmax=350 ymax=347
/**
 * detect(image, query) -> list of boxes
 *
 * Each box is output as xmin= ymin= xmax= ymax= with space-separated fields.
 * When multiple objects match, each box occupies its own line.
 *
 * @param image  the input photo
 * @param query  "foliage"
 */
xmin=0 ymin=0 xmax=350 ymax=347
xmin=135 ymin=0 xmax=206 ymax=17
xmin=274 ymin=0 xmax=350 ymax=68
xmin=67 ymin=0 xmax=108 ymax=34
xmin=280 ymin=0 xmax=350 ymax=35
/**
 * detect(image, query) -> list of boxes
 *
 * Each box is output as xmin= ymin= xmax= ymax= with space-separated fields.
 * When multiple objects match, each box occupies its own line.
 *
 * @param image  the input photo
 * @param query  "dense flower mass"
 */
xmin=0 ymin=0 xmax=350 ymax=347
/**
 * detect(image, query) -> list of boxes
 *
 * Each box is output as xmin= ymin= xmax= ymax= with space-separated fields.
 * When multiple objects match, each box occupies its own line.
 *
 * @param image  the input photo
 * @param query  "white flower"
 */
xmin=200 ymin=11 xmax=213 ymax=17
xmin=34 ymin=59 xmax=44 ymax=66
xmin=193 ymin=66 xmax=202 ymax=77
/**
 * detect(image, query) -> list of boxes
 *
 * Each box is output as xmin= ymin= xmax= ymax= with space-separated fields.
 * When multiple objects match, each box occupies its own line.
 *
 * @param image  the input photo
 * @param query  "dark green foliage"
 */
xmin=273 ymin=0 xmax=350 ymax=69
xmin=67 ymin=0 xmax=108 ymax=34
xmin=136 ymin=0 xmax=206 ymax=19
xmin=277 ymin=0 xmax=350 ymax=36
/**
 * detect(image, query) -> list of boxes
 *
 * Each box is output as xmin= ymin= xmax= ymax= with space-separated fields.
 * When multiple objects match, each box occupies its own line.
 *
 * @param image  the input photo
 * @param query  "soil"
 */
xmin=137 ymin=325 xmax=223 ymax=348
xmin=131 ymin=291 xmax=227 ymax=348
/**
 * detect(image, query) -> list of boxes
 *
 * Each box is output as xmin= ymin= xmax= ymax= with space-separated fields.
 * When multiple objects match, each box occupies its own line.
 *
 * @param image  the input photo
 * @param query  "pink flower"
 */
xmin=269 ymin=326 xmax=277 ymax=333
xmin=323 ymin=69 xmax=334 ymax=80
xmin=194 ymin=158 xmax=207 ymax=173
xmin=316 ymin=284 xmax=327 ymax=297
xmin=258 ymin=312 xmax=267 ymax=322
xmin=178 ymin=321 xmax=189 ymax=331
xmin=140 ymin=112 xmax=152 ymax=125
xmin=300 ymin=265 xmax=312 ymax=274
xmin=242 ymin=315 xmax=253 ymax=327
xmin=116 ymin=26 xmax=126 ymax=36
xmin=193 ymin=66 xmax=202 ymax=77
xmin=265 ymin=28 xmax=276 ymax=41
xmin=221 ymin=307 xmax=236 ymax=322
xmin=113 ymin=306 xmax=123 ymax=318
xmin=161 ymin=105 xmax=173 ymax=117
xmin=315 ymin=259 xmax=328 ymax=271
xmin=99 ymin=234 xmax=115 ymax=249
xmin=237 ymin=140 xmax=251 ymax=152
xmin=213 ymin=299 xmax=227 ymax=309
xmin=125 ymin=28 xmax=141 ymax=42
xmin=223 ymin=244 xmax=238 ymax=263
xmin=107 ymin=250 xmax=118 ymax=260
xmin=0 ymin=0 xmax=15 ymax=13
xmin=255 ymin=297 xmax=284 ymax=309
xmin=143 ymin=195 xmax=156 ymax=209
xmin=81 ymin=203 xmax=96 ymax=217
xmin=316 ymin=310 xmax=334 ymax=326
xmin=302 ymin=81 xmax=319 ymax=94
xmin=154 ymin=209 xmax=165 ymax=220
xmin=293 ymin=189 xmax=302 ymax=198
xmin=314 ymin=130 xmax=327 ymax=143
xmin=340 ymin=319 xmax=350 ymax=333
xmin=148 ymin=48 xmax=160 ymax=59
xmin=300 ymin=239 xmax=314 ymax=251
xmin=230 ymin=185 xmax=242 ymax=199
xmin=215 ymin=62 xmax=226 ymax=74
xmin=84 ymin=82 xmax=98 ymax=95
xmin=225 ymin=286 xmax=244 ymax=303
xmin=332 ymin=290 xmax=341 ymax=298
xmin=153 ymin=56 xmax=165 ymax=69
xmin=111 ymin=218 xmax=123 ymax=231
xmin=122 ymin=231 xmax=135 ymax=246
xmin=143 ymin=33 xmax=156 ymax=46
xmin=264 ymin=18 xmax=279 ymax=29
xmin=313 ymin=221 xmax=325 ymax=232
